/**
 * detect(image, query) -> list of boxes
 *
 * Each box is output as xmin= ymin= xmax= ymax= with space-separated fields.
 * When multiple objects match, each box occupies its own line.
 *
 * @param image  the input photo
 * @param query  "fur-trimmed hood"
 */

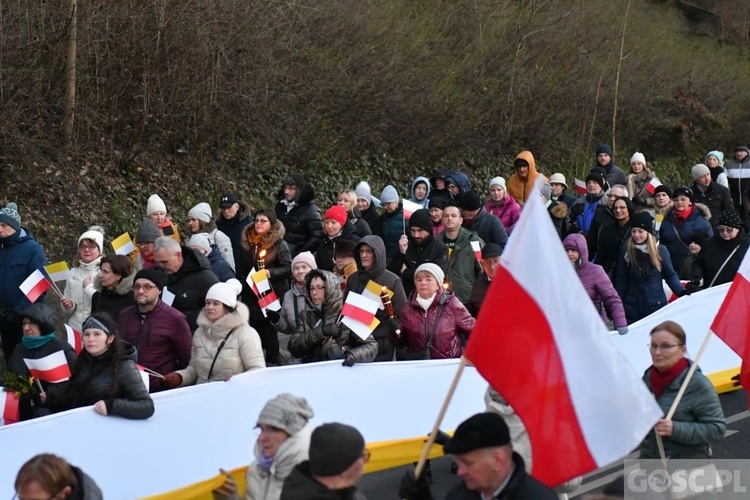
xmin=94 ymin=271 xmax=135 ymax=296
xmin=664 ymin=202 xmax=712 ymax=220
xmin=549 ymin=200 xmax=568 ymax=219
xmin=240 ymin=220 xmax=286 ymax=252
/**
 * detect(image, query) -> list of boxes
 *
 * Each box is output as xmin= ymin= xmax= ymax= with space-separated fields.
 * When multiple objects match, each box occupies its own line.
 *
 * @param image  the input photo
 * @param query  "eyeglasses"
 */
xmin=133 ymin=284 xmax=157 ymax=291
xmin=607 ymin=194 xmax=620 ymax=199
xmin=648 ymin=343 xmax=683 ymax=352
xmin=21 ymin=319 xmax=35 ymax=326
xmin=718 ymin=226 xmax=737 ymax=234
xmin=309 ymin=285 xmax=326 ymax=292
xmin=255 ymin=219 xmax=270 ymax=225
xmin=79 ymin=245 xmax=98 ymax=251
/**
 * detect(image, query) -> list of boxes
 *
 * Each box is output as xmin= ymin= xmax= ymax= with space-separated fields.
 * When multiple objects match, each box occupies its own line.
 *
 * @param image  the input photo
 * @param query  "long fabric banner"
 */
xmin=0 ymin=284 xmax=738 ymax=499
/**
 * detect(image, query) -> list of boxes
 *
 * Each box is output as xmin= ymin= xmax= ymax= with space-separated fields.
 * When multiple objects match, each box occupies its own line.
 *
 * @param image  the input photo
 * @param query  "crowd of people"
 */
xmin=3 ymin=143 xmax=743 ymax=498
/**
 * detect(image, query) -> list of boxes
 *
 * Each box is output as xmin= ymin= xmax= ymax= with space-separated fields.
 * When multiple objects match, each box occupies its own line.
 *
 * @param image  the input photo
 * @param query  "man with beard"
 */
xmin=274 ymin=173 xmax=324 ymax=257
xmin=117 ymin=268 xmax=192 ymax=392
xmin=437 ymin=205 xmax=484 ymax=308
xmin=388 ymin=209 xmax=448 ymax=298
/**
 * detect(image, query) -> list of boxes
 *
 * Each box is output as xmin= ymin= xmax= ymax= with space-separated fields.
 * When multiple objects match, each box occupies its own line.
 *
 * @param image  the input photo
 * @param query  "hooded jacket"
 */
xmin=69 ymin=465 xmax=104 ymax=500
xmin=484 ymin=194 xmax=521 ymax=234
xmin=246 ymin=423 xmax=312 ymax=500
xmin=387 ymin=233 xmax=448 ymax=298
xmin=0 ymin=228 xmax=47 ymax=313
xmin=377 ymin=203 xmax=404 ymax=265
xmin=693 ymin=230 xmax=750 ymax=288
xmin=166 ymin=246 xmax=220 ymax=332
xmin=506 ymin=151 xmax=547 ymax=204
xmin=216 ymin=200 xmax=254 ymax=260
xmin=176 ymin=302 xmax=265 ymax=385
xmin=658 ymin=203 xmax=713 ymax=272
xmin=118 ymin=299 xmax=192 ymax=391
xmin=288 ymin=270 xmax=377 ymax=364
xmin=273 ymin=282 xmax=309 ymax=336
xmin=62 ymin=341 xmax=155 ymax=419
xmin=274 ymin=174 xmax=324 ymax=256
xmin=562 ymin=234 xmax=626 ymax=329
xmin=408 ymin=176 xmax=431 ymax=208
xmin=91 ymin=271 xmax=136 ymax=320
xmin=238 ymin=221 xmax=292 ymax=321
xmin=445 ymin=171 xmax=472 ymax=199
xmin=397 ymin=289 xmax=475 ymax=359
xmin=347 ymin=236 xmax=408 ymax=361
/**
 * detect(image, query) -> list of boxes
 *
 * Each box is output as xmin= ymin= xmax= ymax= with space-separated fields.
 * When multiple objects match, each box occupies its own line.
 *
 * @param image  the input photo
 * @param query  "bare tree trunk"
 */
xmin=63 ymin=0 xmax=77 ymax=150
xmin=612 ymin=0 xmax=631 ymax=157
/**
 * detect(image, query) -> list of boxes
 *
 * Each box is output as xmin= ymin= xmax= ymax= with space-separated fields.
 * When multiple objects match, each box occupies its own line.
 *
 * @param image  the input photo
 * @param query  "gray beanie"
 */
xmin=187 ymin=233 xmax=212 ymax=254
xmin=136 ymin=219 xmax=161 ymax=244
xmin=692 ymin=163 xmax=711 ymax=181
xmin=540 ymin=183 xmax=552 ymax=200
xmin=256 ymin=393 xmax=315 ymax=436
xmin=415 ymin=262 xmax=445 ymax=285
xmin=0 ymin=203 xmax=21 ymax=232
xmin=309 ymin=423 xmax=365 ymax=476
xmin=355 ymin=182 xmax=372 ymax=204
xmin=380 ymin=185 xmax=400 ymax=204
xmin=488 ymin=176 xmax=506 ymax=191
xmin=188 ymin=202 xmax=212 ymax=223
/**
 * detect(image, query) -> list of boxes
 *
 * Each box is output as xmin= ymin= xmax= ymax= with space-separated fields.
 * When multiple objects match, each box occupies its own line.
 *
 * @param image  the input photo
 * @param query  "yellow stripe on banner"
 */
xmin=140 ymin=435 xmax=452 ymax=499
xmin=707 ymin=366 xmax=742 ymax=394
xmin=112 ymin=232 xmax=133 ymax=250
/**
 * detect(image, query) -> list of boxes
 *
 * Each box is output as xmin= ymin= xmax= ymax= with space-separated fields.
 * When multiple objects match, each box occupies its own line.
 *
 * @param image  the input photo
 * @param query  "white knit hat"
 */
xmin=355 ymin=181 xmax=372 ymax=203
xmin=414 ymin=262 xmax=445 ymax=285
xmin=188 ymin=202 xmax=212 ymax=223
xmin=206 ymin=279 xmax=243 ymax=308
xmin=630 ymin=152 xmax=646 ymax=165
xmin=488 ymin=176 xmax=506 ymax=191
xmin=187 ymin=233 xmax=212 ymax=254
xmin=78 ymin=226 xmax=105 ymax=254
xmin=146 ymin=194 xmax=167 ymax=216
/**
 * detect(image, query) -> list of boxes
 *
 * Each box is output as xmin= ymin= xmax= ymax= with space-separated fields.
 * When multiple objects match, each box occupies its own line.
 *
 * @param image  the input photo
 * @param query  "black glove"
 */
xmin=678 ymin=288 xmax=691 ymax=297
xmin=266 ymin=310 xmax=281 ymax=324
xmin=433 ymin=429 xmax=451 ymax=446
xmin=399 ymin=469 xmax=433 ymax=500
xmin=342 ymin=354 xmax=356 ymax=367
xmin=388 ymin=317 xmax=401 ymax=336
xmin=685 ymin=278 xmax=702 ymax=294
xmin=322 ymin=322 xmax=339 ymax=337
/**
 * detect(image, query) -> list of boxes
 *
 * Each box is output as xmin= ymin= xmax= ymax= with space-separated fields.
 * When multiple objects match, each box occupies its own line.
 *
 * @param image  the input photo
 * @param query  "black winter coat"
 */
xmin=62 ymin=341 xmax=154 ymax=419
xmin=595 ymin=220 xmax=631 ymax=278
xmin=8 ymin=338 xmax=77 ymax=420
xmin=387 ymin=235 xmax=448 ymax=297
xmin=275 ymin=176 xmax=324 ymax=256
xmin=238 ymin=221 xmax=292 ymax=321
xmin=314 ymin=222 xmax=361 ymax=272
xmin=692 ymin=181 xmax=733 ymax=231
xmin=360 ymin=203 xmax=382 ymax=236
xmin=347 ymin=235 xmax=407 ymax=361
xmin=91 ymin=272 xmax=136 ymax=320
xmin=166 ymin=246 xmax=220 ymax=332
xmin=462 ymin=209 xmax=508 ymax=249
xmin=693 ymin=232 xmax=750 ymax=288
xmin=216 ymin=200 xmax=253 ymax=260
xmin=281 ymin=461 xmax=367 ymax=500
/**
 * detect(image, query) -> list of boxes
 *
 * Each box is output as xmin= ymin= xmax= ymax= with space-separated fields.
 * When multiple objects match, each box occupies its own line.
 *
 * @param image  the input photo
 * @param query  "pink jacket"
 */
xmin=484 ymin=196 xmax=521 ymax=234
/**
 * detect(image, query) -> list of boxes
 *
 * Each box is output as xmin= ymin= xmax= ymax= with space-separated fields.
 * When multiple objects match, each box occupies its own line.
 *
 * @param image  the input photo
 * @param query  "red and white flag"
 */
xmin=662 ymin=280 xmax=688 ymax=304
xmin=257 ymin=290 xmax=281 ymax=314
xmin=19 ymin=269 xmax=51 ymax=303
xmin=711 ymin=251 xmax=750 ymax=405
xmin=341 ymin=291 xmax=381 ymax=340
xmin=64 ymin=324 xmax=83 ymax=354
xmin=24 ymin=351 xmax=72 ymax=383
xmin=0 ymin=389 xmax=20 ymax=426
xmin=574 ymin=178 xmax=587 ymax=195
xmin=136 ymin=364 xmax=150 ymax=391
xmin=645 ymin=177 xmax=662 ymax=195
xmin=470 ymin=240 xmax=482 ymax=261
xmin=464 ymin=179 xmax=661 ymax=487
xmin=402 ymin=199 xmax=422 ymax=220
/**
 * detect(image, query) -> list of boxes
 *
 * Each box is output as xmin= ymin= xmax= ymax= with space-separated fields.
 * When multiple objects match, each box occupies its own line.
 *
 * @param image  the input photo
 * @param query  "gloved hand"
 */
xmin=399 ymin=469 xmax=433 ymax=500
xmin=163 ymin=372 xmax=183 ymax=389
xmin=678 ymin=288 xmax=691 ymax=297
xmin=685 ymin=278 xmax=702 ymax=294
xmin=342 ymin=354 xmax=356 ymax=367
xmin=266 ymin=309 xmax=281 ymax=324
xmin=388 ymin=317 xmax=401 ymax=336
xmin=322 ymin=322 xmax=339 ymax=337
xmin=617 ymin=326 xmax=628 ymax=335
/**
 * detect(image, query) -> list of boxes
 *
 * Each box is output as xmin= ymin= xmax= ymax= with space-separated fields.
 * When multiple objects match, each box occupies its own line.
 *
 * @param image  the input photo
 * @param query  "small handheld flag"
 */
xmin=23 ymin=351 xmax=72 ymax=383
xmin=112 ymin=232 xmax=135 ymax=256
xmin=20 ymin=270 xmax=51 ymax=303
xmin=44 ymin=261 xmax=71 ymax=283
xmin=0 ymin=390 xmax=20 ymax=426
xmin=341 ymin=291 xmax=381 ymax=340
xmin=64 ymin=324 xmax=82 ymax=354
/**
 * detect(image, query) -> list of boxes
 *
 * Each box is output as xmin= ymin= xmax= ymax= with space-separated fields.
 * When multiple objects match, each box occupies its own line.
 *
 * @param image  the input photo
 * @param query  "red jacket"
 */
xmin=398 ymin=290 xmax=475 ymax=359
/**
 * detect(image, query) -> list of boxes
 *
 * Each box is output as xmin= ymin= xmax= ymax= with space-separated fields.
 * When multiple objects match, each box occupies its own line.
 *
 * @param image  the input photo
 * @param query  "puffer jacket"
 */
xmin=274 ymin=174 xmax=324 ymax=256
xmin=691 ymin=180 xmax=733 ymax=231
xmin=506 ymin=151 xmax=547 ymax=204
xmin=445 ymin=171 xmax=472 ymax=198
xmin=288 ymin=270 xmax=377 ymax=364
xmin=8 ymin=336 xmax=77 ymax=420
xmin=0 ymin=228 xmax=47 ymax=313
xmin=562 ymin=234 xmax=626 ymax=329
xmin=388 ymin=233 xmax=448 ymax=298
xmin=314 ymin=222 xmax=361 ymax=272
xmin=693 ymin=231 xmax=750 ymax=288
xmin=281 ymin=461 xmax=367 ymax=500
xmin=62 ymin=258 xmax=102 ymax=330
xmin=484 ymin=195 xmax=521 ymax=234
xmin=377 ymin=203 xmax=404 ymax=265
xmin=462 ymin=208 xmax=508 ymax=249
xmin=626 ymin=169 xmax=658 ymax=214
xmin=437 ymin=227 xmax=483 ymax=306
xmin=216 ymin=200 xmax=253 ymax=261
xmin=117 ymin=300 xmax=192 ymax=391
xmin=165 ymin=246 xmax=220 ymax=331
xmin=396 ymin=289 xmax=475 ymax=359
xmin=272 ymin=283 xmax=309 ymax=335
xmin=347 ymin=235 xmax=407 ymax=362
xmin=237 ymin=221 xmax=292 ymax=321
xmin=176 ymin=302 xmax=265 ymax=385
xmin=245 ymin=424 xmax=312 ymax=500
xmin=90 ymin=271 xmax=136 ymax=320
xmin=207 ymin=244 xmax=237 ymax=282
xmin=207 ymin=227 xmax=236 ymax=271
xmin=659 ymin=204 xmax=713 ymax=271
xmin=615 ymin=244 xmax=685 ymax=324
xmin=640 ymin=360 xmax=725 ymax=459
xmin=62 ymin=341 xmax=155 ymax=419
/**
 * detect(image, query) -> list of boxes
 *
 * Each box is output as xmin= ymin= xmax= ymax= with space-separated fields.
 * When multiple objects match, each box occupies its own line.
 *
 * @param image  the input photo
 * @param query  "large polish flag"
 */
xmin=464 ymin=178 xmax=662 ymax=487
xmin=23 ymin=351 xmax=72 ymax=383
xmin=711 ymin=251 xmax=750 ymax=406
xmin=0 ymin=389 xmax=20 ymax=426
xmin=402 ymin=199 xmax=422 ymax=220
xmin=19 ymin=269 xmax=51 ymax=303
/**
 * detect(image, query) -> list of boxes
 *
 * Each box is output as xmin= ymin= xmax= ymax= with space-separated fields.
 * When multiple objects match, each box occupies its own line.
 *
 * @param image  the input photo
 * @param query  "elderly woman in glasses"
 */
xmin=639 ymin=320 xmax=725 ymax=459
xmin=60 ymin=227 xmax=105 ymax=330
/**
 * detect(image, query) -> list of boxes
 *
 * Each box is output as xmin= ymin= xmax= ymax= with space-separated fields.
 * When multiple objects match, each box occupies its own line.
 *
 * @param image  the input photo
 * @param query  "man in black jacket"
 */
xmin=274 ymin=173 xmax=324 ymax=257
xmin=691 ymin=163 xmax=733 ymax=232
xmin=388 ymin=208 xmax=448 ymax=297
xmin=400 ymin=413 xmax=557 ymax=499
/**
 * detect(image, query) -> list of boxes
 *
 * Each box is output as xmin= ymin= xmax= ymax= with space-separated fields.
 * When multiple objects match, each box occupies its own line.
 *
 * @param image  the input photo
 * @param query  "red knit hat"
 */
xmin=324 ymin=205 xmax=348 ymax=227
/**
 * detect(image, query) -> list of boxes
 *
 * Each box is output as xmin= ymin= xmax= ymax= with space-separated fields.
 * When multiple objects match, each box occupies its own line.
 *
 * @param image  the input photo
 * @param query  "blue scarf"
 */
xmin=257 ymin=452 xmax=274 ymax=473
xmin=577 ymin=201 xmax=599 ymax=233
xmin=22 ymin=332 xmax=56 ymax=350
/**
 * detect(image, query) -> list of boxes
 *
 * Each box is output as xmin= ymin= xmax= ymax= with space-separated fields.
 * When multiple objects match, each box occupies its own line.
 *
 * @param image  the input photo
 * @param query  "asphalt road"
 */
xmin=358 ymin=389 xmax=750 ymax=499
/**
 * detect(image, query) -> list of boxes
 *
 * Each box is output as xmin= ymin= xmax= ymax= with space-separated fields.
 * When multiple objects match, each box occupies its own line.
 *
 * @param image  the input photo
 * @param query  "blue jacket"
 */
xmin=615 ymin=244 xmax=684 ymax=324
xmin=659 ymin=204 xmax=713 ymax=272
xmin=378 ymin=204 xmax=404 ymax=265
xmin=0 ymin=228 xmax=47 ymax=312
xmin=207 ymin=245 xmax=236 ymax=282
